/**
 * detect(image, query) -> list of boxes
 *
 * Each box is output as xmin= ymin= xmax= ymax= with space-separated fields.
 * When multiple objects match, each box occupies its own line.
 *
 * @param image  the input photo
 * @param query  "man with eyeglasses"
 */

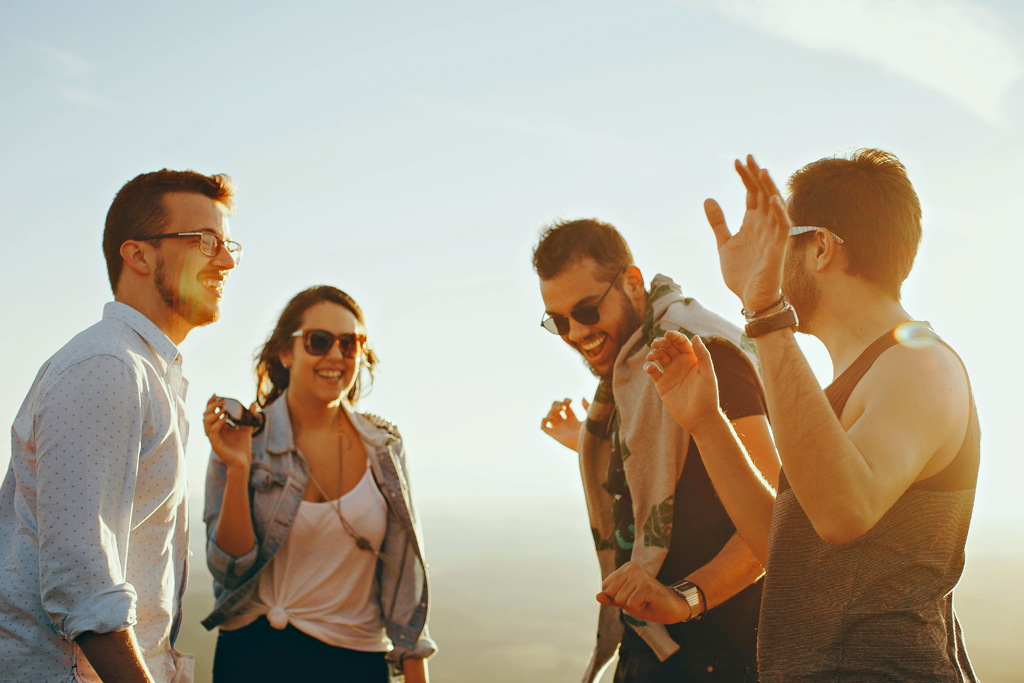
xmin=603 ymin=150 xmax=980 ymax=681
xmin=534 ymin=219 xmax=779 ymax=683
xmin=0 ymin=169 xmax=240 ymax=683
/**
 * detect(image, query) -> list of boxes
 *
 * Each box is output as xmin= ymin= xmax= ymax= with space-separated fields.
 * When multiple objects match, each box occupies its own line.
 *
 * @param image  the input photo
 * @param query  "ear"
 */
xmin=279 ymin=347 xmax=293 ymax=370
xmin=812 ymin=231 xmax=838 ymax=274
xmin=119 ymin=240 xmax=156 ymax=277
xmin=623 ymin=266 xmax=645 ymax=298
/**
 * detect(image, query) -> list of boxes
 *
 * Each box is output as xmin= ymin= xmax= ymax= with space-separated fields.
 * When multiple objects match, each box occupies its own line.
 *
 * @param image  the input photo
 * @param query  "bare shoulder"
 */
xmin=846 ymin=332 xmax=970 ymax=473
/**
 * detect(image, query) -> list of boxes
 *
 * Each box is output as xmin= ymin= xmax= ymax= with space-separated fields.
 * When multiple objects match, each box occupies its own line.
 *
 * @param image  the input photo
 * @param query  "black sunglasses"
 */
xmin=291 ymin=329 xmax=367 ymax=358
xmin=540 ymin=268 xmax=625 ymax=335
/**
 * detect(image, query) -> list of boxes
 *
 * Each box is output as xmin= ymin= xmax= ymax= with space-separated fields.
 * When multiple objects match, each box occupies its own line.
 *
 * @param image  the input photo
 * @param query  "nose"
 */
xmin=325 ymin=339 xmax=347 ymax=360
xmin=212 ymin=241 xmax=237 ymax=270
xmin=566 ymin=318 xmax=591 ymax=343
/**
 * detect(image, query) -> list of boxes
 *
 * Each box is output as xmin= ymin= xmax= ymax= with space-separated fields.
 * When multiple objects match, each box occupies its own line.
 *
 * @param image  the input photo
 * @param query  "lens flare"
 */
xmin=893 ymin=321 xmax=936 ymax=349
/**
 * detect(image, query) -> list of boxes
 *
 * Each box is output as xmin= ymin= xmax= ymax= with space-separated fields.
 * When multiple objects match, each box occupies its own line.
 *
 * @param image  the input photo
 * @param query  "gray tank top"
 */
xmin=758 ymin=325 xmax=980 ymax=682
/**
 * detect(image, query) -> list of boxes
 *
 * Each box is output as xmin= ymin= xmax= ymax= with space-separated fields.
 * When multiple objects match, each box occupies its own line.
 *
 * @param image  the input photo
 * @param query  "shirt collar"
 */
xmin=103 ymin=301 xmax=181 ymax=368
xmin=264 ymin=390 xmax=392 ymax=454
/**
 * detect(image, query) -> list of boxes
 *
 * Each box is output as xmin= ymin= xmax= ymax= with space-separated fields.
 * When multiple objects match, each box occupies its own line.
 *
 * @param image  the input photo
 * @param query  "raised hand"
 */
xmin=596 ymin=561 xmax=689 ymax=624
xmin=644 ymin=333 xmax=721 ymax=437
xmin=204 ymin=394 xmax=254 ymax=473
xmin=540 ymin=398 xmax=589 ymax=451
xmin=705 ymin=155 xmax=793 ymax=311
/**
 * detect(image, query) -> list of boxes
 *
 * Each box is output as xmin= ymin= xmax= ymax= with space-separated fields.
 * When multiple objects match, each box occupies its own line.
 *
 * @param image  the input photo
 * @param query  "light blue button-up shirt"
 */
xmin=0 ymin=302 xmax=193 ymax=683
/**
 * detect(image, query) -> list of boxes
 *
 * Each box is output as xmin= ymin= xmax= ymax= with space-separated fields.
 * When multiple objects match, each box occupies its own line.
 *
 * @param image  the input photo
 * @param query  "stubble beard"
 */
xmin=581 ymin=296 xmax=642 ymax=379
xmin=782 ymin=250 xmax=819 ymax=333
xmin=154 ymin=256 xmax=219 ymax=329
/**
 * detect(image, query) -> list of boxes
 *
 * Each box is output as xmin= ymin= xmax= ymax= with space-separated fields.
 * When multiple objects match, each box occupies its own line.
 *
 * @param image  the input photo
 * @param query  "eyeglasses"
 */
xmin=540 ymin=268 xmax=625 ymax=335
xmin=136 ymin=231 xmax=244 ymax=264
xmin=789 ymin=225 xmax=845 ymax=245
xmin=291 ymin=329 xmax=367 ymax=358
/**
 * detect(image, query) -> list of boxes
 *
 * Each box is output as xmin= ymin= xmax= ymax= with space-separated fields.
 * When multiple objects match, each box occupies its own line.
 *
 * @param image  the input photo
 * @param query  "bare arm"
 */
xmin=403 ymin=657 xmax=429 ymax=683
xmin=76 ymin=629 xmax=154 ymax=683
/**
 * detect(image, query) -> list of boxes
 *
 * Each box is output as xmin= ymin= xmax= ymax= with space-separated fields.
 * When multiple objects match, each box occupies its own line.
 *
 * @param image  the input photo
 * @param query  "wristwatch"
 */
xmin=669 ymin=580 xmax=704 ymax=621
xmin=744 ymin=302 xmax=798 ymax=338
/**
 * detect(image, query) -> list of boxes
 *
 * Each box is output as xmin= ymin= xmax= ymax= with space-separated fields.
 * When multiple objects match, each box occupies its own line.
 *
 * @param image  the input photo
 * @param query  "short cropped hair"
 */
xmin=787 ymin=149 xmax=921 ymax=299
xmin=532 ymin=218 xmax=634 ymax=282
xmin=103 ymin=169 xmax=236 ymax=293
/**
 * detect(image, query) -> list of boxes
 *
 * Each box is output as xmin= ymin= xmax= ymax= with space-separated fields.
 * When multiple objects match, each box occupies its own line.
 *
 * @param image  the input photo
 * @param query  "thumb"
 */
xmin=704 ymin=199 xmax=732 ymax=248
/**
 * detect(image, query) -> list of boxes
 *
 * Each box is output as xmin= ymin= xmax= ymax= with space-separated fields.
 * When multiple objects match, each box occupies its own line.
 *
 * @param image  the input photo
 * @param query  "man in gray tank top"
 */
xmin=599 ymin=150 xmax=979 ymax=681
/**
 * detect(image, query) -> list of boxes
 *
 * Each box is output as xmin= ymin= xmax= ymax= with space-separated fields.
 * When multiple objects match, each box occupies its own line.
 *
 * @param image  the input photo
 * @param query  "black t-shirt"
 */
xmin=607 ymin=342 xmax=767 ymax=664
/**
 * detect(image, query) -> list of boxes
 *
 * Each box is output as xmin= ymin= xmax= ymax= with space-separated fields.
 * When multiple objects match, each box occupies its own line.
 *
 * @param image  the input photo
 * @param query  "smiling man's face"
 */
xmin=151 ymin=191 xmax=235 ymax=328
xmin=539 ymin=258 xmax=643 ymax=379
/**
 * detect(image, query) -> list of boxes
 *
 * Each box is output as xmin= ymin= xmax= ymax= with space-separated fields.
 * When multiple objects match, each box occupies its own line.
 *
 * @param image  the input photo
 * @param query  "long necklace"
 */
xmin=305 ymin=412 xmax=398 ymax=576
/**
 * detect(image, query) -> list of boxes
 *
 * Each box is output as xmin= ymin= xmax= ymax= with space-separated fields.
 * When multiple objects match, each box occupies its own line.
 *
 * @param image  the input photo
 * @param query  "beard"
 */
xmin=782 ymin=249 xmax=819 ymax=330
xmin=580 ymin=295 xmax=643 ymax=379
xmin=154 ymin=256 xmax=220 ymax=328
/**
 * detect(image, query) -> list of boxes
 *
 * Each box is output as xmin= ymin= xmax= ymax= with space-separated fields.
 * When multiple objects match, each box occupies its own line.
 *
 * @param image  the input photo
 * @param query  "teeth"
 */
xmin=200 ymin=278 xmax=224 ymax=290
xmin=316 ymin=370 xmax=342 ymax=379
xmin=581 ymin=335 xmax=605 ymax=352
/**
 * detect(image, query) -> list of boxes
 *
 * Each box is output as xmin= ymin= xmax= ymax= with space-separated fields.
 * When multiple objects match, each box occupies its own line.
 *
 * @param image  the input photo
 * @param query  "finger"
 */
xmin=582 ymin=398 xmax=590 ymax=411
xmin=734 ymin=158 xmax=759 ymax=198
xmin=659 ymin=337 xmax=682 ymax=360
xmin=692 ymin=336 xmax=716 ymax=378
xmin=770 ymin=194 xmax=794 ymax=237
xmin=596 ymin=591 xmax=615 ymax=607
xmin=643 ymin=360 xmax=664 ymax=381
xmin=704 ymin=199 xmax=732 ymax=248
xmin=759 ymin=166 xmax=783 ymax=199
xmin=664 ymin=330 xmax=695 ymax=357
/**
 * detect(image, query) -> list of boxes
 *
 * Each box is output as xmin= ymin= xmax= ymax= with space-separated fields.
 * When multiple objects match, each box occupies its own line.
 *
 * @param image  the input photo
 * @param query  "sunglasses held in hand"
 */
xmin=292 ymin=329 xmax=367 ymax=358
xmin=217 ymin=397 xmax=266 ymax=433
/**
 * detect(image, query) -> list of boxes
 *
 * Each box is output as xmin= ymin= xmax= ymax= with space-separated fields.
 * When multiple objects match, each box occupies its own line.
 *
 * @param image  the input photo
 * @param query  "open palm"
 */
xmin=706 ymin=155 xmax=793 ymax=312
xmin=645 ymin=332 xmax=720 ymax=436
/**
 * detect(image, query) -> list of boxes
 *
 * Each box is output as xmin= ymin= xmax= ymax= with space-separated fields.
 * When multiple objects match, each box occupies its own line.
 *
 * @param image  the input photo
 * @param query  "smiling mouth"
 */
xmin=199 ymin=276 xmax=226 ymax=296
xmin=315 ymin=369 xmax=344 ymax=381
xmin=579 ymin=333 xmax=608 ymax=358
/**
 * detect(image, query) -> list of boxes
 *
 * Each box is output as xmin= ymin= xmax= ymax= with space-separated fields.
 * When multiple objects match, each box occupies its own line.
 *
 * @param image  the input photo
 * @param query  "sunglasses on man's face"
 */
xmin=540 ymin=268 xmax=624 ymax=335
xmin=291 ymin=329 xmax=367 ymax=358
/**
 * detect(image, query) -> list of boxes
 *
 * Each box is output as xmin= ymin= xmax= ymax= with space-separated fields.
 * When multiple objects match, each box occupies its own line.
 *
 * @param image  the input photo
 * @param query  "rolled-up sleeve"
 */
xmin=203 ymin=451 xmax=259 ymax=587
xmin=34 ymin=355 xmax=143 ymax=640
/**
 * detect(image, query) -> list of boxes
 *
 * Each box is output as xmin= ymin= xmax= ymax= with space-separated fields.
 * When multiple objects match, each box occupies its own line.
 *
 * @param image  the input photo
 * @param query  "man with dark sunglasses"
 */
xmin=0 ymin=169 xmax=238 ymax=683
xmin=534 ymin=218 xmax=779 ymax=683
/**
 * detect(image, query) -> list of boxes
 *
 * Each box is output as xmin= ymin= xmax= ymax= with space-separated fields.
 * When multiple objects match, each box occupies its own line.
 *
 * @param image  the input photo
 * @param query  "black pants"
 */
xmin=614 ymin=639 xmax=757 ymax=683
xmin=213 ymin=616 xmax=389 ymax=682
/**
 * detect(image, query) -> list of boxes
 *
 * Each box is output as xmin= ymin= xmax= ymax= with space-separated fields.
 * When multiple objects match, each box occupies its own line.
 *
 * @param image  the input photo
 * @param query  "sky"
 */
xmin=2 ymin=0 xmax=1023 ymax=529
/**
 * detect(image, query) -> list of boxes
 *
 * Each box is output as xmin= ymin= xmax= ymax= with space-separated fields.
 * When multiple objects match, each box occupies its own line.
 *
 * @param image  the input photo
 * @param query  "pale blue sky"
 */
xmin=2 ymin=0 xmax=1023 ymax=526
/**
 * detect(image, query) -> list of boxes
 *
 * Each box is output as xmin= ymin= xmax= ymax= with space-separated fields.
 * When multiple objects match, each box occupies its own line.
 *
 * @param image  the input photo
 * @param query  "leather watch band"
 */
xmin=745 ymin=303 xmax=798 ymax=338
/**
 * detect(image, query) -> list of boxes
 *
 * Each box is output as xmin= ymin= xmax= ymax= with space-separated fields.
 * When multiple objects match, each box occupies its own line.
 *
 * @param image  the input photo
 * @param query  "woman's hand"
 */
xmin=204 ymin=395 xmax=255 ymax=474
xmin=540 ymin=398 xmax=589 ymax=451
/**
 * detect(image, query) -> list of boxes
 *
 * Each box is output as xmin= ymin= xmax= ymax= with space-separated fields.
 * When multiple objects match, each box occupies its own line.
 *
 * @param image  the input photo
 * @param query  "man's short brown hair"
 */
xmin=787 ymin=149 xmax=921 ymax=299
xmin=103 ymin=169 xmax=236 ymax=293
xmin=532 ymin=218 xmax=634 ymax=282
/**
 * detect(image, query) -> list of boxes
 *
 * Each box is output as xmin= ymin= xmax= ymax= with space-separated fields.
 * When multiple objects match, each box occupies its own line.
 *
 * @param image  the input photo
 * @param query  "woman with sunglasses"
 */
xmin=200 ymin=285 xmax=435 ymax=683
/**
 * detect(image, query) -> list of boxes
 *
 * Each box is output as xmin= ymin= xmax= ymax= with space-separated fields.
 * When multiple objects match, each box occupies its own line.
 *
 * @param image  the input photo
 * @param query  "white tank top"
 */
xmin=221 ymin=462 xmax=391 ymax=652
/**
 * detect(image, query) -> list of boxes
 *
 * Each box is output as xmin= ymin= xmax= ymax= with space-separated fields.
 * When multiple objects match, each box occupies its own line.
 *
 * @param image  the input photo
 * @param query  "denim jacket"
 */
xmin=201 ymin=392 xmax=436 ymax=664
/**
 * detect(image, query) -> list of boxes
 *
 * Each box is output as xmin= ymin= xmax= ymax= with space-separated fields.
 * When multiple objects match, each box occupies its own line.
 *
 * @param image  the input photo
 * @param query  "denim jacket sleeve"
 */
xmin=203 ymin=450 xmax=258 ymax=588
xmin=384 ymin=431 xmax=438 ymax=663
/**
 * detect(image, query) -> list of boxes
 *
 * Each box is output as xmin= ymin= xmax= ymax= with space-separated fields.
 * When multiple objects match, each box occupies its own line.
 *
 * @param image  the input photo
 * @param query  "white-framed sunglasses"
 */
xmin=789 ymin=225 xmax=845 ymax=244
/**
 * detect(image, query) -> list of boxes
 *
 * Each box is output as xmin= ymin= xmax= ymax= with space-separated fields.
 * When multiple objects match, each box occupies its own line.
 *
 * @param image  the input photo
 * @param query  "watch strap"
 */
xmin=670 ymin=580 xmax=703 ymax=621
xmin=744 ymin=303 xmax=798 ymax=338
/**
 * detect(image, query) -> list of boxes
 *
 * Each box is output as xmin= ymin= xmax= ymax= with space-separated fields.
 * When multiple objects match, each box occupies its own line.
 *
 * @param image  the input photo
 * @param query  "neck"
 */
xmin=114 ymin=290 xmax=191 ymax=346
xmin=807 ymin=281 xmax=911 ymax=380
xmin=286 ymin=387 xmax=347 ymax=435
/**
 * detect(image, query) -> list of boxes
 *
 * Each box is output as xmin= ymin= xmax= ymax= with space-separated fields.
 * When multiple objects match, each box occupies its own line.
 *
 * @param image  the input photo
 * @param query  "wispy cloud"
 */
xmin=14 ymin=37 xmax=113 ymax=109
xmin=694 ymin=0 xmax=1022 ymax=127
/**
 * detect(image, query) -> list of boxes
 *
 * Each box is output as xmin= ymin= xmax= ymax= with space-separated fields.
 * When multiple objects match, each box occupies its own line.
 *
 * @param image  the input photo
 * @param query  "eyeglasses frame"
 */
xmin=540 ymin=267 xmax=627 ymax=335
xmin=789 ymin=225 xmax=845 ymax=245
xmin=135 ymin=231 xmax=244 ymax=264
